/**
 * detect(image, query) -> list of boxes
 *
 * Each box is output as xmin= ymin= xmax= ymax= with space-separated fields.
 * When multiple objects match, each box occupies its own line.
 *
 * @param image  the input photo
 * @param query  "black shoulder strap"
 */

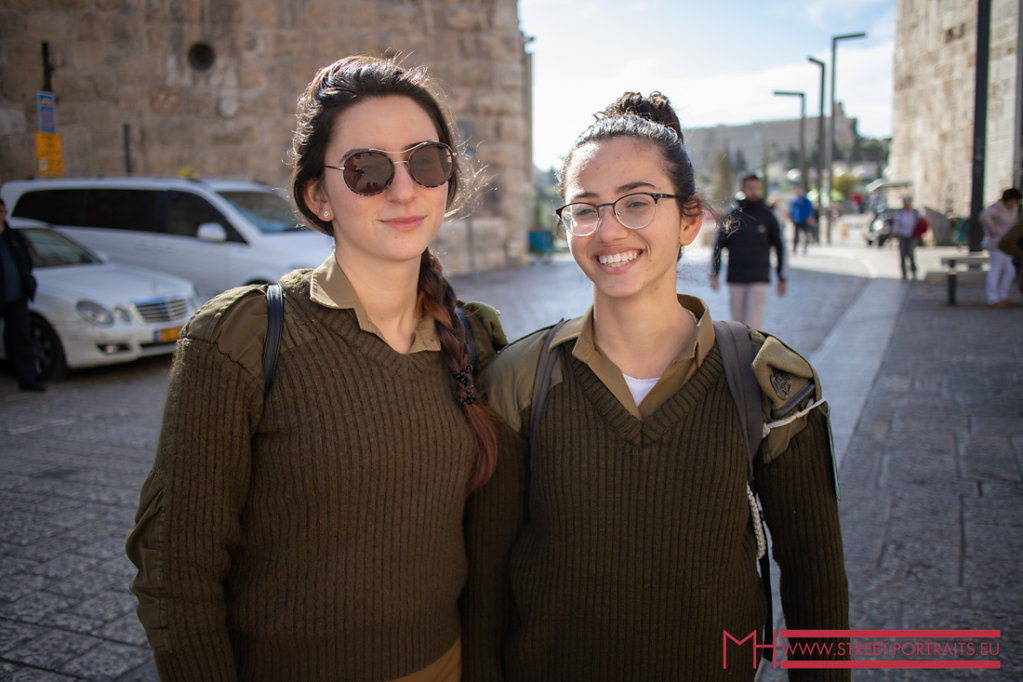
xmin=529 ymin=319 xmax=567 ymax=447
xmin=262 ymin=283 xmax=284 ymax=396
xmin=713 ymin=320 xmax=762 ymax=485
xmin=456 ymin=307 xmax=478 ymax=372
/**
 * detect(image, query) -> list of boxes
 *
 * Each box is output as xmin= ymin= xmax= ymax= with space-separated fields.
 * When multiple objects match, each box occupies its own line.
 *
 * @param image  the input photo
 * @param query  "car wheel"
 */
xmin=30 ymin=315 xmax=68 ymax=381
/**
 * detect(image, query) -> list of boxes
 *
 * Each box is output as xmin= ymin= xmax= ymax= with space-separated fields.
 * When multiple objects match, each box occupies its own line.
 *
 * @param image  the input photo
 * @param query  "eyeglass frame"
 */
xmin=323 ymin=141 xmax=455 ymax=196
xmin=555 ymin=191 xmax=682 ymax=237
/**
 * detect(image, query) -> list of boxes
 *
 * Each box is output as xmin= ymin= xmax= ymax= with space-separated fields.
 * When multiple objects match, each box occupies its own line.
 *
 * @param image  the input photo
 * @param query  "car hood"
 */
xmin=37 ymin=263 xmax=196 ymax=303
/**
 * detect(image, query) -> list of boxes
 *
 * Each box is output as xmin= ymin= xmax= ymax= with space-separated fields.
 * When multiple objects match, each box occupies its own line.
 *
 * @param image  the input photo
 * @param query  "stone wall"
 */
xmin=890 ymin=0 xmax=1020 ymax=226
xmin=0 ymin=0 xmax=531 ymax=273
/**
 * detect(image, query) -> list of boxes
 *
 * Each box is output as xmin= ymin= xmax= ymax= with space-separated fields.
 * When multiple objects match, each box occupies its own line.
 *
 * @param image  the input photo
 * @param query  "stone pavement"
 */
xmin=0 ymin=230 xmax=1020 ymax=680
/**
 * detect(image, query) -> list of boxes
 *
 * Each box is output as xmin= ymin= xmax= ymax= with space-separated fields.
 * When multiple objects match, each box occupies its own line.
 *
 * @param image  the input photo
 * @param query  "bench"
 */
xmin=939 ymin=255 xmax=988 ymax=305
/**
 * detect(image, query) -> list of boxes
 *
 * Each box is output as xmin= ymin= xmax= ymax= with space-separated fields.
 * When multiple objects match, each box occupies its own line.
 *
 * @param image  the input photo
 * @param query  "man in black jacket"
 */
xmin=710 ymin=174 xmax=787 ymax=329
xmin=0 ymin=198 xmax=44 ymax=391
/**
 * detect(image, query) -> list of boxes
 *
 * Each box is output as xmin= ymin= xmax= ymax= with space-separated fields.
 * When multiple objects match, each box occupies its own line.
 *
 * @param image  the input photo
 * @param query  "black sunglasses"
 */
xmin=324 ymin=141 xmax=454 ymax=196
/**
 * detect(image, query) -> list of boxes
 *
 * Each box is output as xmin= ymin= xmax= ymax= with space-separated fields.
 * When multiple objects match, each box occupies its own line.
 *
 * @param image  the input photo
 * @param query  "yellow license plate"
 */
xmin=155 ymin=326 xmax=182 ymax=343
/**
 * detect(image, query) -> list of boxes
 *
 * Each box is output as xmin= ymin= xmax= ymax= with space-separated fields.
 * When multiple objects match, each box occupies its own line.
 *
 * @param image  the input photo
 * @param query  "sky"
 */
xmin=519 ymin=0 xmax=896 ymax=170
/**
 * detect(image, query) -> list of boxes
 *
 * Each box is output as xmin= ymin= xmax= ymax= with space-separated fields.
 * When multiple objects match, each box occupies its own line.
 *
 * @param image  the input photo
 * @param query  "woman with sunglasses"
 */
xmin=128 ymin=55 xmax=509 ymax=681
xmin=462 ymin=92 xmax=849 ymax=680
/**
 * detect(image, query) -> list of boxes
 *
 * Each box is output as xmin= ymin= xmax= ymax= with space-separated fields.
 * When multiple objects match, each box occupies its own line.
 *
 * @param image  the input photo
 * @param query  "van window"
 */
xmin=164 ymin=191 xmax=243 ymax=242
xmin=12 ymin=189 xmax=89 ymax=225
xmin=217 ymin=190 xmax=303 ymax=233
xmin=83 ymin=189 xmax=161 ymax=232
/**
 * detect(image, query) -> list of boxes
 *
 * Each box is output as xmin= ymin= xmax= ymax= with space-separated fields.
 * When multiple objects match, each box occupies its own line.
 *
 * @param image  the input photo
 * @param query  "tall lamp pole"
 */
xmin=773 ymin=90 xmax=807 ymax=196
xmin=828 ymin=31 xmax=867 ymax=244
xmin=807 ymin=57 xmax=826 ymax=238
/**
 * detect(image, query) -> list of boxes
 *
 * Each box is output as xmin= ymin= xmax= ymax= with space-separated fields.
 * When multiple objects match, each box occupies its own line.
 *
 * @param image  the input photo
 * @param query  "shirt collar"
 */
xmin=309 ymin=253 xmax=441 ymax=353
xmin=554 ymin=294 xmax=716 ymax=368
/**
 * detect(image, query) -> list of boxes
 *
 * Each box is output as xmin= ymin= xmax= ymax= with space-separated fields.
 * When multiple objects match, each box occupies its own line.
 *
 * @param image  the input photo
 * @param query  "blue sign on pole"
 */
xmin=37 ymin=91 xmax=57 ymax=133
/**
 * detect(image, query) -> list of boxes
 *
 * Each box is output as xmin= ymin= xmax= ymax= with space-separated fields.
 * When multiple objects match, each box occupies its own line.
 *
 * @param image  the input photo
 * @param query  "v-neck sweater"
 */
xmin=128 ymin=267 xmax=502 ymax=681
xmin=463 ymin=342 xmax=849 ymax=681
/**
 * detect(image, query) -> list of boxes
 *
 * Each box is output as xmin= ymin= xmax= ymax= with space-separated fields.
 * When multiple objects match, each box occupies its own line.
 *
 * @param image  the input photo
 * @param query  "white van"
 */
xmin=1 ymin=176 xmax=334 ymax=300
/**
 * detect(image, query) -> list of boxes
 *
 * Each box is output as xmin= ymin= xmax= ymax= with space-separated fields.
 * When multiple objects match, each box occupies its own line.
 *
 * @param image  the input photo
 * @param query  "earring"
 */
xmin=323 ymin=210 xmax=331 ymax=219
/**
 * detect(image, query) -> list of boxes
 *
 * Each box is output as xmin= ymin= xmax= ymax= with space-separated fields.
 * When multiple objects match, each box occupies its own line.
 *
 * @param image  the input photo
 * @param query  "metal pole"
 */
xmin=123 ymin=123 xmax=133 ymax=175
xmin=829 ymin=32 xmax=867 ymax=244
xmin=808 ymin=57 xmax=826 ymax=235
xmin=969 ymin=0 xmax=991 ymax=253
xmin=773 ymin=91 xmax=807 ymax=190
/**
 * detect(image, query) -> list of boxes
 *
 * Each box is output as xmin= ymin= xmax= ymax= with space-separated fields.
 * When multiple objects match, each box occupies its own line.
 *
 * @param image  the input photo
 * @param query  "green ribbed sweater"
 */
xmin=463 ymin=345 xmax=849 ymax=681
xmin=128 ymin=269 xmax=501 ymax=681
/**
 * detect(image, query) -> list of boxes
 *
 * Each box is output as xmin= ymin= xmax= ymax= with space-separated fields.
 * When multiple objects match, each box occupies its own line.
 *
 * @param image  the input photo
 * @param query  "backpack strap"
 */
xmin=713 ymin=320 xmax=763 ymax=481
xmin=456 ymin=307 xmax=478 ymax=372
xmin=262 ymin=283 xmax=284 ymax=396
xmin=529 ymin=319 xmax=567 ymax=450
xmin=713 ymin=319 xmax=774 ymax=663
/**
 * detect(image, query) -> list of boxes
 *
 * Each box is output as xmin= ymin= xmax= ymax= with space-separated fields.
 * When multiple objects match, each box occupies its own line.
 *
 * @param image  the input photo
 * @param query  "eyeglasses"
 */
xmin=324 ymin=141 xmax=454 ymax=196
xmin=555 ymin=192 xmax=680 ymax=237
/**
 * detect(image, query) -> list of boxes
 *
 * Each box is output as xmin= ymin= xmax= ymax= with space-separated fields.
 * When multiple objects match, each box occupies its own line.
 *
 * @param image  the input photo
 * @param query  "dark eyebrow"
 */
xmin=570 ymin=181 xmax=658 ymax=201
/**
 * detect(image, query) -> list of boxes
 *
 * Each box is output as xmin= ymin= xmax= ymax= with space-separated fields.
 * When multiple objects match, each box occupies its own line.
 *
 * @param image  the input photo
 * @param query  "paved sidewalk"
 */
xmin=834 ymin=275 xmax=1022 ymax=679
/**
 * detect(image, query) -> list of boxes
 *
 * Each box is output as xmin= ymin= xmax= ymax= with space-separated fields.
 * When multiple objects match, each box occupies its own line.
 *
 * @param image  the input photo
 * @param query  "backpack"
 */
xmin=913 ymin=216 xmax=929 ymax=239
xmin=527 ymin=318 xmax=823 ymax=663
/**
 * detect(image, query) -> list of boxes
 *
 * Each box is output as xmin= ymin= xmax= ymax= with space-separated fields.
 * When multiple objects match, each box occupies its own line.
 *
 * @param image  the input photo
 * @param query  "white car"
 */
xmin=1 ymin=220 xmax=201 ymax=380
xmin=1 ymin=176 xmax=335 ymax=300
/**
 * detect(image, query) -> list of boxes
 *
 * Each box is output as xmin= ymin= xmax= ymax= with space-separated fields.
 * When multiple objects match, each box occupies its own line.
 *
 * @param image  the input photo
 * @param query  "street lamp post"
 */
xmin=773 ymin=90 xmax=807 ymax=196
xmin=807 ymin=56 xmax=826 ymax=240
xmin=828 ymin=31 xmax=867 ymax=244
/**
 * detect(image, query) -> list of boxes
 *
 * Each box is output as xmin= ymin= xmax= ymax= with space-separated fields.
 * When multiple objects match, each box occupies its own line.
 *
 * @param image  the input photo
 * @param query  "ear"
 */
xmin=303 ymin=179 xmax=330 ymax=219
xmin=678 ymin=196 xmax=703 ymax=247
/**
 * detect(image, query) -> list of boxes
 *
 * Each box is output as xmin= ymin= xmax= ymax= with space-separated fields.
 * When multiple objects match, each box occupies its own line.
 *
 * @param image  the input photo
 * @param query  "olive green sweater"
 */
xmin=127 ymin=267 xmax=504 ymax=681
xmin=463 ymin=341 xmax=849 ymax=681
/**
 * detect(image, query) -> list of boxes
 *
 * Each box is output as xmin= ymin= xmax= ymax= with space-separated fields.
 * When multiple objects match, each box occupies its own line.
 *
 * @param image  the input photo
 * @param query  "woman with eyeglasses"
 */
xmin=127 ymin=55 xmax=510 ymax=681
xmin=462 ymin=92 xmax=849 ymax=680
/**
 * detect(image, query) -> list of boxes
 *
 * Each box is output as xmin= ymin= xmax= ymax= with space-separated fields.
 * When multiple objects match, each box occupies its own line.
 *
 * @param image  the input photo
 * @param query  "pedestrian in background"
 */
xmin=711 ymin=174 xmax=787 ymax=328
xmin=0 ymin=198 xmax=43 ymax=392
xmin=463 ymin=91 xmax=849 ymax=681
xmin=790 ymin=184 xmax=817 ymax=255
xmin=127 ymin=55 xmax=509 ymax=681
xmin=996 ymin=213 xmax=1023 ymax=301
xmin=979 ymin=187 xmax=1022 ymax=308
xmin=890 ymin=195 xmax=922 ymax=280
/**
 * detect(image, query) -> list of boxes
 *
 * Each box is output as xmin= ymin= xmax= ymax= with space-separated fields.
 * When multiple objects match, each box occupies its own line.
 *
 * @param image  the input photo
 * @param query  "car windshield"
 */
xmin=217 ymin=190 xmax=305 ymax=233
xmin=18 ymin=227 xmax=102 ymax=267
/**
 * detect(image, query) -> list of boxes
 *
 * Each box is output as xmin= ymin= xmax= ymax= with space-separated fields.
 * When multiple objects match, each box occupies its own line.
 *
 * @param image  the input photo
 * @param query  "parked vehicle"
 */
xmin=1 ymin=176 xmax=334 ymax=300
xmin=0 ymin=220 xmax=201 ymax=379
xmin=864 ymin=208 xmax=893 ymax=247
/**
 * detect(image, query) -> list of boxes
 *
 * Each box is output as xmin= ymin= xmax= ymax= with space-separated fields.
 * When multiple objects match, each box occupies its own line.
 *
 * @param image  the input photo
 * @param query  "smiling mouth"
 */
xmin=597 ymin=250 xmax=640 ymax=268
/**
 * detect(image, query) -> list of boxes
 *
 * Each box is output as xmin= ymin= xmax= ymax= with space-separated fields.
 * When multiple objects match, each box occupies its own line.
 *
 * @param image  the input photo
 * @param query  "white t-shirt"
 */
xmin=623 ymin=373 xmax=660 ymax=408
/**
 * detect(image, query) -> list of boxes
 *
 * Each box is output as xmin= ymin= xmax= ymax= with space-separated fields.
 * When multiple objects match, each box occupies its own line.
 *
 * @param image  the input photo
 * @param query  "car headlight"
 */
xmin=75 ymin=300 xmax=115 ymax=327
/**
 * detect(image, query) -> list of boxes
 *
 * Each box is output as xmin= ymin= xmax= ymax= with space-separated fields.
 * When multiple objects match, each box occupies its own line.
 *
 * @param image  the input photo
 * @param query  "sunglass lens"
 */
xmin=408 ymin=144 xmax=453 ymax=187
xmin=344 ymin=151 xmax=393 ymax=195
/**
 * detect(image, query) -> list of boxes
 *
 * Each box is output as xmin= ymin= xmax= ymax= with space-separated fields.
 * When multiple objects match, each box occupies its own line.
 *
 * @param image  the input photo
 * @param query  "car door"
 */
xmin=158 ymin=190 xmax=239 ymax=299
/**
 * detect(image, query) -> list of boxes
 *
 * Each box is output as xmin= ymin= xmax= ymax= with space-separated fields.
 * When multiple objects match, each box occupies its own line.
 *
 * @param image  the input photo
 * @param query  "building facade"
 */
xmin=0 ymin=0 xmax=532 ymax=273
xmin=889 ymin=0 xmax=1022 ymax=240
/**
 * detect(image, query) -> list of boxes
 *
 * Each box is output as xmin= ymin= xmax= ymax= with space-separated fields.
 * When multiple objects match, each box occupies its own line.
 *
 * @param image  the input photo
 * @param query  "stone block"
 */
xmin=60 ymin=641 xmax=153 ymax=680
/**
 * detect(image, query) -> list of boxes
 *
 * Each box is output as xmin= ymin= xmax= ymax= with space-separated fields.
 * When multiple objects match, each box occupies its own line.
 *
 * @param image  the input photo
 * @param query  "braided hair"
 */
xmin=289 ymin=55 xmax=500 ymax=491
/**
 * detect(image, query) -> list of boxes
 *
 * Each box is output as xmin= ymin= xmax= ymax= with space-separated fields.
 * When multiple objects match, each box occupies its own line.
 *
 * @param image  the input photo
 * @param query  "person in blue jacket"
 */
xmin=790 ymin=185 xmax=817 ymax=254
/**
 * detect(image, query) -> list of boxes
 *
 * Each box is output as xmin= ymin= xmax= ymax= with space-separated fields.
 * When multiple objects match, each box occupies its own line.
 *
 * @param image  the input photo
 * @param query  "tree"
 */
xmin=832 ymin=171 xmax=859 ymax=199
xmin=733 ymin=148 xmax=748 ymax=174
xmin=712 ymin=149 xmax=736 ymax=209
